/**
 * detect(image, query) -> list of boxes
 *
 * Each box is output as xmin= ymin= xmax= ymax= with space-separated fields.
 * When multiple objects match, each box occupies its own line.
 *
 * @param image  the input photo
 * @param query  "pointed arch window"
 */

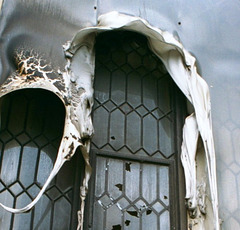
xmin=0 ymin=31 xmax=187 ymax=230
xmin=85 ymin=31 xmax=186 ymax=230
xmin=0 ymin=89 xmax=83 ymax=229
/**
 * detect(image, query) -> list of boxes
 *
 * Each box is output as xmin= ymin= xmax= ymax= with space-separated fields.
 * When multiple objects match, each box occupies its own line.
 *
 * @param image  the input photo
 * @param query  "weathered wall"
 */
xmin=0 ymin=0 xmax=239 ymax=229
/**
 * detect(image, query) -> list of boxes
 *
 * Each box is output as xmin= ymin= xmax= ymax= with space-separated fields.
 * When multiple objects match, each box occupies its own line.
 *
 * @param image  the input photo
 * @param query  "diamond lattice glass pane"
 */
xmin=127 ymin=71 xmax=141 ymax=108
xmin=106 ymin=61 xmax=118 ymax=72
xmin=158 ymin=63 xmax=168 ymax=75
xmin=0 ymin=190 xmax=14 ymax=228
xmin=34 ymin=135 xmax=49 ymax=148
xmin=121 ymin=63 xmax=132 ymax=74
xmin=118 ymin=146 xmax=132 ymax=155
xmin=136 ymin=105 xmax=148 ymax=116
xmin=142 ymin=164 xmax=157 ymax=203
xmin=160 ymin=211 xmax=170 ymax=230
xmin=152 ymin=108 xmax=164 ymax=119
xmin=66 ymin=190 xmax=73 ymax=203
xmin=125 ymin=161 xmax=140 ymax=201
xmin=108 ymin=159 xmax=123 ymax=199
xmin=111 ymin=69 xmax=126 ymax=105
xmin=112 ymin=50 xmax=126 ymax=66
xmin=0 ymin=130 xmax=12 ymax=143
xmin=143 ymin=76 xmax=158 ymax=110
xmin=52 ymin=197 xmax=71 ymax=230
xmin=126 ymin=112 xmax=141 ymax=152
xmin=37 ymin=150 xmax=54 ymax=186
xmin=158 ymin=76 xmax=171 ymax=114
xmin=152 ymin=201 xmax=164 ymax=213
xmin=27 ymin=185 xmax=40 ymax=200
xmin=0 ymin=89 xmax=79 ymax=229
xmin=13 ymin=194 xmax=32 ymax=229
xmin=128 ymin=52 xmax=141 ymax=68
xmin=142 ymin=209 xmax=158 ymax=230
xmin=104 ymin=100 xmax=115 ymax=112
xmin=95 ymin=157 xmax=106 ymax=197
xmin=109 ymin=109 xmax=125 ymax=150
xmin=41 ymin=143 xmax=57 ymax=162
xmin=143 ymin=55 xmax=157 ymax=71
xmin=93 ymin=99 xmax=100 ymax=110
xmin=92 ymin=107 xmax=109 ymax=148
xmin=120 ymin=103 xmax=132 ymax=114
xmin=92 ymin=31 xmax=177 ymax=229
xmin=159 ymin=166 xmax=169 ymax=206
xmin=135 ymin=199 xmax=147 ymax=212
xmin=9 ymin=182 xmax=23 ymax=196
xmin=124 ymin=207 xmax=140 ymax=229
xmin=117 ymin=197 xmax=130 ymax=210
xmin=143 ymin=114 xmax=158 ymax=154
xmin=159 ymin=116 xmax=173 ymax=158
xmin=20 ymin=145 xmax=38 ymax=187
xmin=136 ymin=66 xmax=148 ymax=77
xmin=16 ymin=192 xmax=32 ymax=209
xmin=47 ymin=186 xmax=61 ymax=200
xmin=98 ymin=194 xmax=113 ymax=209
xmin=106 ymin=204 xmax=122 ymax=230
xmin=92 ymin=201 xmax=104 ymax=230
xmin=94 ymin=67 xmax=111 ymax=103
xmin=33 ymin=195 xmax=52 ymax=229
xmin=1 ymin=140 xmax=21 ymax=184
xmin=16 ymin=133 xmax=30 ymax=145
xmin=0 ymin=181 xmax=4 ymax=190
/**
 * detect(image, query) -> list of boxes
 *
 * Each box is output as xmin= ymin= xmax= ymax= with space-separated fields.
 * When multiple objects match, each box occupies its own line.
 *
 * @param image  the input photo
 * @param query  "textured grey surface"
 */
xmin=0 ymin=0 xmax=240 ymax=228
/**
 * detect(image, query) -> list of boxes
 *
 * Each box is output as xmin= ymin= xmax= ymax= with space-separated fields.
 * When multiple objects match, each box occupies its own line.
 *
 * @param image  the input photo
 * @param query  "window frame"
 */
xmin=83 ymin=31 xmax=187 ymax=230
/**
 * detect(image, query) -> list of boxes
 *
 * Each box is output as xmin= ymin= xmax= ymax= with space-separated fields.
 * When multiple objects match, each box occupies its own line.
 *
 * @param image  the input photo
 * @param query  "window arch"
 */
xmin=0 ymin=32 xmax=186 ymax=229
xmin=0 ymin=11 xmax=219 ymax=229
xmin=0 ymin=89 xmax=83 ymax=229
xmin=85 ymin=31 xmax=187 ymax=230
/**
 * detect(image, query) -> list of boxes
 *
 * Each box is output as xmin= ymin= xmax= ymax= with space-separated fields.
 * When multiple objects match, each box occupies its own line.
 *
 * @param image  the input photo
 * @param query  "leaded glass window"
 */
xmin=86 ymin=32 xmax=185 ymax=229
xmin=0 ymin=31 xmax=186 ymax=230
xmin=0 ymin=89 xmax=82 ymax=229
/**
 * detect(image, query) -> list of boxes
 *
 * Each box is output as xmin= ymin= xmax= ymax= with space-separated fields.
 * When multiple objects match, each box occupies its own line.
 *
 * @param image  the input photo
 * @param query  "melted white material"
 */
xmin=0 ymin=45 xmax=94 ymax=230
xmin=67 ymin=11 xmax=219 ymax=229
xmin=0 ymin=11 xmax=219 ymax=230
xmin=181 ymin=114 xmax=199 ymax=216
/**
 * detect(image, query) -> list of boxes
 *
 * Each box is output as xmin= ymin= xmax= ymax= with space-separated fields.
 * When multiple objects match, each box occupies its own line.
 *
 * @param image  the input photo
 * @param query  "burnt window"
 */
xmin=85 ymin=31 xmax=186 ymax=229
xmin=0 ymin=89 xmax=83 ymax=229
xmin=0 ymin=31 xmax=186 ymax=230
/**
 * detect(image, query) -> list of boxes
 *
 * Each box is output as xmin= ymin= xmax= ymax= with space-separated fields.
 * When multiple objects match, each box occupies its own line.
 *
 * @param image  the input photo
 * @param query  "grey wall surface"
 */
xmin=0 ymin=0 xmax=240 ymax=229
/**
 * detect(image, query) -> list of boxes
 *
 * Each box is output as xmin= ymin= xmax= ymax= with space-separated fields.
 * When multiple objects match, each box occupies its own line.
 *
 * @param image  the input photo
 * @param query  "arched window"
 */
xmin=0 ymin=89 xmax=83 ymax=229
xmin=0 ymin=31 xmax=187 ymax=230
xmin=85 ymin=31 xmax=186 ymax=229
